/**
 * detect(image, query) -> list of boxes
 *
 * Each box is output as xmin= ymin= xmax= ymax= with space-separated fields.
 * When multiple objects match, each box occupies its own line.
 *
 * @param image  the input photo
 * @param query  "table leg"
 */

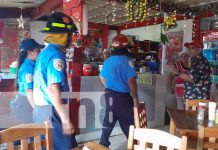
xmin=169 ymin=119 xmax=175 ymax=135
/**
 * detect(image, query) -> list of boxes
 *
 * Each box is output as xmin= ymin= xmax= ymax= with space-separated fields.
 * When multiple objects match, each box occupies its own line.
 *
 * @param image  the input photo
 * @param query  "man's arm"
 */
xmin=100 ymin=76 xmax=106 ymax=88
xmin=167 ymin=63 xmax=193 ymax=83
xmin=128 ymin=77 xmax=139 ymax=107
xmin=47 ymin=83 xmax=74 ymax=135
xmin=178 ymin=73 xmax=193 ymax=83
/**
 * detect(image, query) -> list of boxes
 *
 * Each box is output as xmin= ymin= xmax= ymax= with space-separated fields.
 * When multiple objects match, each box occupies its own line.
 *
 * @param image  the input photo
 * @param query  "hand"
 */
xmin=167 ymin=64 xmax=178 ymax=75
xmin=62 ymin=119 xmax=75 ymax=135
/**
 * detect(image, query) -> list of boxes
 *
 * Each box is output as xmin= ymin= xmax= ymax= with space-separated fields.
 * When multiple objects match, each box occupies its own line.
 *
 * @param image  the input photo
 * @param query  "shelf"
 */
xmin=208 ymin=60 xmax=218 ymax=66
xmin=203 ymin=48 xmax=218 ymax=50
xmin=211 ymin=75 xmax=218 ymax=83
xmin=203 ymin=40 xmax=218 ymax=42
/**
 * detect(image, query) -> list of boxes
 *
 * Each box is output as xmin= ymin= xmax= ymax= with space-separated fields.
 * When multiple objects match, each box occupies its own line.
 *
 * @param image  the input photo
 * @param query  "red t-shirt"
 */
xmin=175 ymin=62 xmax=188 ymax=97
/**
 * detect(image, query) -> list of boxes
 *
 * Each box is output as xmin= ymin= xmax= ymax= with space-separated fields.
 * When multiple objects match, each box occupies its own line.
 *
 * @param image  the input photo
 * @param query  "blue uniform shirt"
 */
xmin=33 ymin=44 xmax=69 ymax=106
xmin=100 ymin=55 xmax=137 ymax=92
xmin=17 ymin=58 xmax=35 ymax=96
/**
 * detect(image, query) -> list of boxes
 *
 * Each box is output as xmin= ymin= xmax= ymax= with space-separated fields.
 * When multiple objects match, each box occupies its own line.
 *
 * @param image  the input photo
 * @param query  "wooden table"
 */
xmin=71 ymin=141 xmax=109 ymax=150
xmin=168 ymin=109 xmax=218 ymax=149
xmin=167 ymin=109 xmax=218 ymax=138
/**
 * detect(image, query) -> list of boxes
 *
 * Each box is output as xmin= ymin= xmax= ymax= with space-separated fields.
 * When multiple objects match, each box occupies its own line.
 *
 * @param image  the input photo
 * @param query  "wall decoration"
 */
xmin=136 ymin=0 xmax=147 ymax=22
xmin=127 ymin=0 xmax=134 ymax=21
xmin=166 ymin=31 xmax=184 ymax=63
xmin=17 ymin=7 xmax=25 ymax=29
xmin=163 ymin=12 xmax=177 ymax=32
xmin=127 ymin=0 xmax=148 ymax=22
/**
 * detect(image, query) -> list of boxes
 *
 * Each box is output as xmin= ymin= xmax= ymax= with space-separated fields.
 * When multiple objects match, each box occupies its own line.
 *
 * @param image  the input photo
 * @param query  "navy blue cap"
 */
xmin=20 ymin=38 xmax=45 ymax=51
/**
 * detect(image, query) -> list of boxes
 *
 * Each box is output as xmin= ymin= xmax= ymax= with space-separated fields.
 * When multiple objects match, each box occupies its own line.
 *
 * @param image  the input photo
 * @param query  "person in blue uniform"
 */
xmin=12 ymin=38 xmax=44 ymax=124
xmin=99 ymin=34 xmax=139 ymax=147
xmin=33 ymin=12 xmax=78 ymax=150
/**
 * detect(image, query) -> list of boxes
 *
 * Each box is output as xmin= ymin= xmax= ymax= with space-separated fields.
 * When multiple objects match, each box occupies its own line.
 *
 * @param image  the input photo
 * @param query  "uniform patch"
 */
xmin=128 ymin=60 xmax=134 ymax=68
xmin=25 ymin=73 xmax=33 ymax=83
xmin=53 ymin=59 xmax=64 ymax=71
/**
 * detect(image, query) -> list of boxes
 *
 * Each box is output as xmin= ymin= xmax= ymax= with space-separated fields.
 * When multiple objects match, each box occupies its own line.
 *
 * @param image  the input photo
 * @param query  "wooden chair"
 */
xmin=185 ymin=99 xmax=211 ymax=111
xmin=134 ymin=102 xmax=147 ymax=128
xmin=197 ymin=126 xmax=218 ymax=150
xmin=127 ymin=125 xmax=188 ymax=150
xmin=0 ymin=121 xmax=52 ymax=150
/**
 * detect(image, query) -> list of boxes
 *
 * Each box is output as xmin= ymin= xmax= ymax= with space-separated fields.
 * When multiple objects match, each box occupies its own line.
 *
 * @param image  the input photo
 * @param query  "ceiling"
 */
xmin=0 ymin=0 xmax=218 ymax=25
xmin=86 ymin=0 xmax=218 ymax=26
xmin=0 ymin=0 xmax=46 ymax=8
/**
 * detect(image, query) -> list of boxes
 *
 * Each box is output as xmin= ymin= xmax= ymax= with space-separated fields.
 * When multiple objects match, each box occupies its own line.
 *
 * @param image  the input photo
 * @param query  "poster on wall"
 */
xmin=63 ymin=0 xmax=83 ymax=34
xmin=166 ymin=31 xmax=184 ymax=63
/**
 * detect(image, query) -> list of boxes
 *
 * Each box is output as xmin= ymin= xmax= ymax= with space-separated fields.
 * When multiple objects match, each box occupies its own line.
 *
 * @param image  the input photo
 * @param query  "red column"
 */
xmin=63 ymin=0 xmax=84 ymax=134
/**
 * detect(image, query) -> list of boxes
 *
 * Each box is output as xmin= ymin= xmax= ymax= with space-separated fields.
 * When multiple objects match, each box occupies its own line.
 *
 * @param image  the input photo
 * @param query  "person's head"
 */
xmin=184 ymin=39 xmax=203 ymax=57
xmin=101 ymin=49 xmax=111 ymax=60
xmin=178 ymin=50 xmax=189 ymax=64
xmin=18 ymin=38 xmax=44 ymax=69
xmin=42 ymin=12 xmax=78 ymax=48
xmin=111 ymin=34 xmax=132 ymax=55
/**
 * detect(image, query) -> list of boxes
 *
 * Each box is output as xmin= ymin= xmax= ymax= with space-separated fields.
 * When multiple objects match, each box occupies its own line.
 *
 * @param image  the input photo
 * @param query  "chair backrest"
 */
xmin=134 ymin=102 xmax=147 ymax=128
xmin=197 ymin=126 xmax=218 ymax=150
xmin=83 ymin=141 xmax=109 ymax=150
xmin=185 ymin=99 xmax=211 ymax=111
xmin=127 ymin=125 xmax=187 ymax=150
xmin=0 ymin=121 xmax=52 ymax=150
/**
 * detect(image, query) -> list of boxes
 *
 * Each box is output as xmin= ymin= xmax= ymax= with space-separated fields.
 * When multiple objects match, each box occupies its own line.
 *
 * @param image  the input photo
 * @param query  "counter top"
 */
xmin=0 ymin=73 xmax=16 ymax=80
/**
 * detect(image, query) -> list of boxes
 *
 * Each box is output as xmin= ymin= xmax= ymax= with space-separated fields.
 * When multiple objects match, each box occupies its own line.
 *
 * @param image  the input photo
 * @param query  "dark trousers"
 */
xmin=33 ymin=105 xmax=78 ymax=150
xmin=100 ymin=89 xmax=134 ymax=147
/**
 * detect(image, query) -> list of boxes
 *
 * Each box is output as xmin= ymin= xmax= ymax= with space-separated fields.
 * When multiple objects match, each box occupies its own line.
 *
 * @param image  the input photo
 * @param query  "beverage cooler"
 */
xmin=202 ymin=30 xmax=218 ymax=83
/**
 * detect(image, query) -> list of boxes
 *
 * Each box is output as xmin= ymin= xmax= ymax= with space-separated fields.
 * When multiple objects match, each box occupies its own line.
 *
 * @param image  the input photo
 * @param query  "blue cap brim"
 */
xmin=37 ymin=44 xmax=45 ymax=49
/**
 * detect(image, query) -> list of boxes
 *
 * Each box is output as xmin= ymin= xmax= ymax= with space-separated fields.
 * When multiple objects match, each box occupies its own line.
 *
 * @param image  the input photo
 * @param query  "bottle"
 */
xmin=197 ymin=102 xmax=207 ymax=121
xmin=215 ymin=107 xmax=218 ymax=124
xmin=211 ymin=67 xmax=216 ymax=75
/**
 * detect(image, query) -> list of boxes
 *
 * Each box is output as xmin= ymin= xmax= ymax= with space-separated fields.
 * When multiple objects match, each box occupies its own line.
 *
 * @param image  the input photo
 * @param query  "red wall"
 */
xmin=0 ymin=24 xmax=30 ymax=69
xmin=84 ymin=22 xmax=109 ymax=49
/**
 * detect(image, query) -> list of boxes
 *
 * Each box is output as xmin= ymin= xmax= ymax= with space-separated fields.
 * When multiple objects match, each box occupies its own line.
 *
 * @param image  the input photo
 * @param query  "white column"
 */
xmin=161 ymin=13 xmax=167 ymax=75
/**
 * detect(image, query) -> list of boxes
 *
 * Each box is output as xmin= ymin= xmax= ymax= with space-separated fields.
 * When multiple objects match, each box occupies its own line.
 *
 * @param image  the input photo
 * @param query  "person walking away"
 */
xmin=99 ymin=34 xmax=139 ymax=147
